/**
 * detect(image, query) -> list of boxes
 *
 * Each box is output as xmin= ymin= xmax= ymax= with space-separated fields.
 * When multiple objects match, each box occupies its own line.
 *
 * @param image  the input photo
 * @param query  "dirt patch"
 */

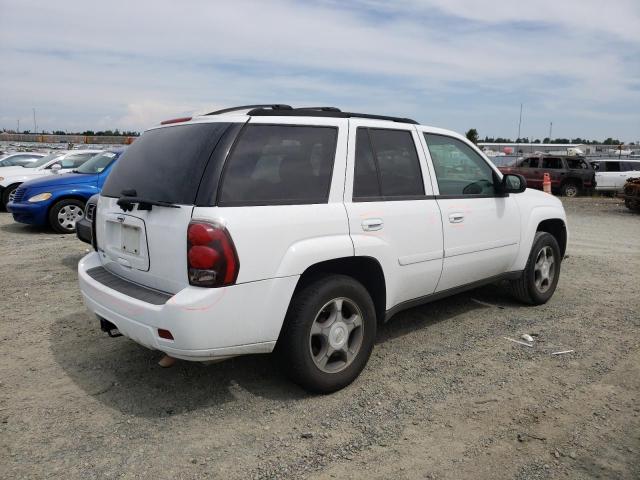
xmin=1 ymin=197 xmax=639 ymax=479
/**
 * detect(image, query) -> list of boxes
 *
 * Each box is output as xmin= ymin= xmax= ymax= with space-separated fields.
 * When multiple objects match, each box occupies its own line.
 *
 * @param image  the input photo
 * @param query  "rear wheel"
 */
xmin=278 ymin=275 xmax=377 ymax=393
xmin=49 ymin=199 xmax=85 ymax=233
xmin=508 ymin=232 xmax=561 ymax=305
xmin=560 ymin=181 xmax=579 ymax=197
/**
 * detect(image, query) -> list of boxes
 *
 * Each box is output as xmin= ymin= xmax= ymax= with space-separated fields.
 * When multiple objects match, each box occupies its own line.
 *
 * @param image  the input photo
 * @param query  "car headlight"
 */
xmin=28 ymin=192 xmax=53 ymax=202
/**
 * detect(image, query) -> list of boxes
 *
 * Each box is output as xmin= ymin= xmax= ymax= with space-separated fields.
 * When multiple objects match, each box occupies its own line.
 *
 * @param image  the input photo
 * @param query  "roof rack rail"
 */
xmin=246 ymin=107 xmax=417 ymax=124
xmin=295 ymin=107 xmax=342 ymax=112
xmin=205 ymin=104 xmax=292 ymax=116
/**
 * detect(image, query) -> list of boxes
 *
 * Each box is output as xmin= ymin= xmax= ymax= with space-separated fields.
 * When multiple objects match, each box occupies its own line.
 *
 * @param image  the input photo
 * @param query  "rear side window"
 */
xmin=353 ymin=128 xmax=424 ymax=200
xmin=218 ymin=125 xmax=337 ymax=206
xmin=102 ymin=123 xmax=230 ymax=204
xmin=541 ymin=157 xmax=562 ymax=169
xmin=518 ymin=158 xmax=539 ymax=168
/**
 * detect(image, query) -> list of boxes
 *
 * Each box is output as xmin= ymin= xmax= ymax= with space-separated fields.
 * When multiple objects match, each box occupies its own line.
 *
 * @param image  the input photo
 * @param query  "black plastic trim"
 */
xmin=86 ymin=266 xmax=173 ymax=305
xmin=353 ymin=195 xmax=435 ymax=202
xmin=248 ymin=108 xmax=418 ymax=124
xmin=206 ymin=104 xmax=292 ymax=115
xmin=384 ymin=271 xmax=523 ymax=322
xmin=195 ymin=122 xmax=246 ymax=207
xmin=434 ymin=194 xmax=509 ymax=200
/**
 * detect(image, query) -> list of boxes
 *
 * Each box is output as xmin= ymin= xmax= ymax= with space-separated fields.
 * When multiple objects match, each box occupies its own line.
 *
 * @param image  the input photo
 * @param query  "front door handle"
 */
xmin=449 ymin=213 xmax=464 ymax=223
xmin=362 ymin=218 xmax=383 ymax=231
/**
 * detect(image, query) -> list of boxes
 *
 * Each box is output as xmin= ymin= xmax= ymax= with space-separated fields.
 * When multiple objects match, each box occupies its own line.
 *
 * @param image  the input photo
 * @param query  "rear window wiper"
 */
xmin=117 ymin=190 xmax=179 ymax=212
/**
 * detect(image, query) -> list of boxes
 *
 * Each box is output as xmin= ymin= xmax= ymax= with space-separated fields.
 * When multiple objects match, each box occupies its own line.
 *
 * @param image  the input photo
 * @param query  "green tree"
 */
xmin=465 ymin=128 xmax=479 ymax=144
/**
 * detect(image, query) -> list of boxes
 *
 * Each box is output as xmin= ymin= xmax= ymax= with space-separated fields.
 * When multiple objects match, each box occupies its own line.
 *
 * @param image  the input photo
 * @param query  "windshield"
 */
xmin=75 ymin=151 xmax=119 ymax=174
xmin=23 ymin=153 xmax=62 ymax=168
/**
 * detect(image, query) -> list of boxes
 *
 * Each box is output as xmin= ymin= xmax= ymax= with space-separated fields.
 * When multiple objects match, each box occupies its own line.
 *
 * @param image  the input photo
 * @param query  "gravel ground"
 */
xmin=1 ymin=197 xmax=639 ymax=480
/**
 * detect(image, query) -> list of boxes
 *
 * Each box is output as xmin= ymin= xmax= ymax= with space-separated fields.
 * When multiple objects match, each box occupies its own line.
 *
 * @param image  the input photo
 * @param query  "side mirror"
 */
xmin=51 ymin=163 xmax=62 ymax=174
xmin=501 ymin=173 xmax=526 ymax=193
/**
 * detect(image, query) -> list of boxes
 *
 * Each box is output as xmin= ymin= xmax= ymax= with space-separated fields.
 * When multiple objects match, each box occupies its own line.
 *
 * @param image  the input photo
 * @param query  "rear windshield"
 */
xmin=102 ymin=123 xmax=230 ymax=204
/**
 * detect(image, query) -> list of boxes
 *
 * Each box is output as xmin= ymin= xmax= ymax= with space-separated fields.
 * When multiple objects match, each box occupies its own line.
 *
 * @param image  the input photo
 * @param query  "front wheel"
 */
xmin=508 ymin=232 xmax=561 ymax=305
xmin=278 ymin=275 xmax=377 ymax=393
xmin=49 ymin=199 xmax=85 ymax=233
xmin=1 ymin=183 xmax=20 ymax=210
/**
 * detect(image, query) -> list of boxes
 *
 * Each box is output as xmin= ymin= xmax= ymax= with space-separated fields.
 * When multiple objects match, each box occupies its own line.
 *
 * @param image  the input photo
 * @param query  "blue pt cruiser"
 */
xmin=8 ymin=148 xmax=125 ymax=233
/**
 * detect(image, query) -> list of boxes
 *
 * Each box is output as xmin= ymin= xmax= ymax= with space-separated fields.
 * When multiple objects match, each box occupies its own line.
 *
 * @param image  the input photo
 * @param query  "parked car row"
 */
xmin=0 ymin=148 xmax=125 ymax=232
xmin=498 ymin=154 xmax=640 ymax=197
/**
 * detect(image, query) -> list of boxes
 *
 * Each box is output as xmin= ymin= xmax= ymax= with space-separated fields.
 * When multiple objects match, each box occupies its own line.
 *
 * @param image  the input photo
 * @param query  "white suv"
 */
xmin=78 ymin=105 xmax=568 ymax=392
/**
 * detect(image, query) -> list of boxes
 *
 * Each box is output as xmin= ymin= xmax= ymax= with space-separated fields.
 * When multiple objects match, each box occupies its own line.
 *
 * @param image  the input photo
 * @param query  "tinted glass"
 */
xmin=518 ymin=157 xmax=539 ymax=168
xmin=424 ymin=133 xmax=495 ymax=196
xmin=621 ymin=161 xmax=640 ymax=171
xmin=103 ymin=123 xmax=230 ymax=204
xmin=353 ymin=129 xmax=380 ymax=198
xmin=604 ymin=161 xmax=621 ymax=172
xmin=541 ymin=157 xmax=562 ymax=169
xmin=219 ymin=125 xmax=337 ymax=206
xmin=566 ymin=158 xmax=589 ymax=169
xmin=76 ymin=151 xmax=120 ymax=174
xmin=368 ymin=129 xmax=424 ymax=197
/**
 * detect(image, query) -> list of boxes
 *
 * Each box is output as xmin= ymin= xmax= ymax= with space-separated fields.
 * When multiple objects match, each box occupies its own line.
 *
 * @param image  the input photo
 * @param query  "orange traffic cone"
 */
xmin=543 ymin=173 xmax=552 ymax=194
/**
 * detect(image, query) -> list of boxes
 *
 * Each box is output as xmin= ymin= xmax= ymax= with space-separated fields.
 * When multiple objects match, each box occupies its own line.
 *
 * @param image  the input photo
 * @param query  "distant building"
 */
xmin=478 ymin=143 xmax=631 ymax=156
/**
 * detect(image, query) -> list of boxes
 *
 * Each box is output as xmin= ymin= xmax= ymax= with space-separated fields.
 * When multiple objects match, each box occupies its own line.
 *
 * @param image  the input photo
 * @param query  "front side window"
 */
xmin=541 ymin=157 xmax=562 ymax=169
xmin=566 ymin=158 xmax=589 ymax=169
xmin=621 ymin=161 xmax=640 ymax=171
xmin=423 ymin=133 xmax=495 ymax=196
xmin=23 ymin=153 xmax=62 ymax=168
xmin=353 ymin=128 xmax=424 ymax=200
xmin=219 ymin=125 xmax=338 ymax=206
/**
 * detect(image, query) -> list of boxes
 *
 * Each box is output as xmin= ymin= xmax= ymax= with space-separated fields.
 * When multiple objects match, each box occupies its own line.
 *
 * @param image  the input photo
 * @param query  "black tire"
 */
xmin=508 ymin=232 xmax=561 ymax=305
xmin=49 ymin=199 xmax=85 ymax=234
xmin=1 ymin=183 xmax=20 ymax=210
xmin=278 ymin=275 xmax=377 ymax=393
xmin=560 ymin=181 xmax=579 ymax=197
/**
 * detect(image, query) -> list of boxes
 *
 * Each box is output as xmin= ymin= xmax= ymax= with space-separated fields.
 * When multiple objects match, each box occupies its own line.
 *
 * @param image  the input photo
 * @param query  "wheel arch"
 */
xmin=290 ymin=256 xmax=387 ymax=324
xmin=536 ymin=218 xmax=567 ymax=257
xmin=46 ymin=193 xmax=90 ymax=217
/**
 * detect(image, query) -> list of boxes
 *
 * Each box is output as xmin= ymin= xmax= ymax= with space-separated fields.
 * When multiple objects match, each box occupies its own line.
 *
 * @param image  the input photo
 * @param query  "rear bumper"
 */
xmin=7 ymin=201 xmax=49 ymax=225
xmin=78 ymin=252 xmax=298 ymax=361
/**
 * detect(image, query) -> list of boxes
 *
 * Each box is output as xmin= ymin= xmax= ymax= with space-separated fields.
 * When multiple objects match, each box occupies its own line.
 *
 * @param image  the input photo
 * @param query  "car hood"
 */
xmin=23 ymin=172 xmax=98 ymax=190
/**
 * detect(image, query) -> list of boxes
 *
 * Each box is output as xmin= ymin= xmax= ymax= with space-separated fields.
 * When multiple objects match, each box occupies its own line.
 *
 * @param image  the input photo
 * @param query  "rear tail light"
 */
xmin=187 ymin=221 xmax=239 ymax=287
xmin=160 ymin=116 xmax=192 ymax=125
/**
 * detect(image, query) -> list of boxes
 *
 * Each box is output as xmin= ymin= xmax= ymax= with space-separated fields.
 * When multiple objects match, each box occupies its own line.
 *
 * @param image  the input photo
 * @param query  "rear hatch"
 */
xmin=95 ymin=121 xmax=234 ymax=294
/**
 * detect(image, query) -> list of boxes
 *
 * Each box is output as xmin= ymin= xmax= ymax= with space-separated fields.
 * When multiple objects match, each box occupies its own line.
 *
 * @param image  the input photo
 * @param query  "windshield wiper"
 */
xmin=117 ymin=189 xmax=179 ymax=212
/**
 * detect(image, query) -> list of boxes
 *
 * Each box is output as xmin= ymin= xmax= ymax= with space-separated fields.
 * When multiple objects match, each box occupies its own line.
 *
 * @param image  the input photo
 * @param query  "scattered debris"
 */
xmin=551 ymin=350 xmax=574 ymax=355
xmin=504 ymin=337 xmax=533 ymax=347
xmin=301 ymin=432 xmax=314 ymax=439
xmin=521 ymin=334 xmax=534 ymax=343
xmin=517 ymin=433 xmax=546 ymax=442
xmin=475 ymin=398 xmax=499 ymax=405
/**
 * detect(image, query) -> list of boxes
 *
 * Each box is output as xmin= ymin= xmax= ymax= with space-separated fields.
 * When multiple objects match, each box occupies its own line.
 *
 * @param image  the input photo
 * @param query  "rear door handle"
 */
xmin=362 ymin=218 xmax=383 ymax=231
xmin=449 ymin=213 xmax=464 ymax=223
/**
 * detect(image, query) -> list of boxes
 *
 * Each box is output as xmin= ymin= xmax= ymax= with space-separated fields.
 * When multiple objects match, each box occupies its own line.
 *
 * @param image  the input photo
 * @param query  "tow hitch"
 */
xmin=99 ymin=317 xmax=122 ymax=338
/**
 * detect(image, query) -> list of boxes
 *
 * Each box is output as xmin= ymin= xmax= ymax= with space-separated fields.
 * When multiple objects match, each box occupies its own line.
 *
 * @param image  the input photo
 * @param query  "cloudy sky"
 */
xmin=1 ymin=0 xmax=638 ymax=141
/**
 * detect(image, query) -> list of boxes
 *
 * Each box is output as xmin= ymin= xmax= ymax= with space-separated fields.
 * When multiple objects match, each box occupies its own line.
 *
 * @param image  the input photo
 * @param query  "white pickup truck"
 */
xmin=78 ymin=105 xmax=568 ymax=393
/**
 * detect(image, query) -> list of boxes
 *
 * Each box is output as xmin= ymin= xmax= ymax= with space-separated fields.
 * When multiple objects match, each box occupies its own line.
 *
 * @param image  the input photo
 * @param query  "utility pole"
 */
xmin=17 ymin=119 xmax=20 ymax=133
xmin=517 ymin=103 xmax=523 ymax=141
xmin=33 ymin=108 xmax=37 ymax=134
xmin=549 ymin=122 xmax=553 ymax=142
